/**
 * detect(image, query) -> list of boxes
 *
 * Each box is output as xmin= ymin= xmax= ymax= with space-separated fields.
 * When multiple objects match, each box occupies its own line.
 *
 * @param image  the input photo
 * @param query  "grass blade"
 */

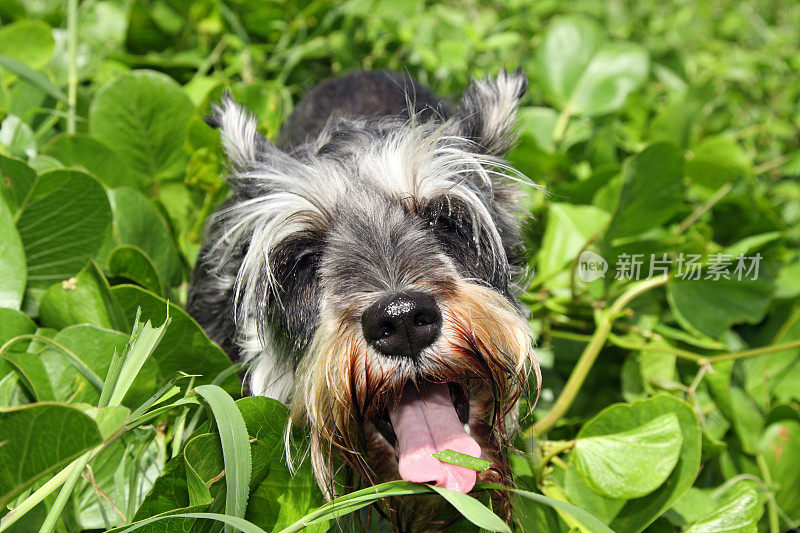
xmin=195 ymin=385 xmax=251 ymax=533
xmin=428 ymin=485 xmax=511 ymax=533
xmin=478 ymin=483 xmax=615 ymax=533
xmin=109 ymin=308 xmax=170 ymax=407
xmin=110 ymin=512 xmax=268 ymax=533
xmin=0 ymin=55 xmax=67 ymax=102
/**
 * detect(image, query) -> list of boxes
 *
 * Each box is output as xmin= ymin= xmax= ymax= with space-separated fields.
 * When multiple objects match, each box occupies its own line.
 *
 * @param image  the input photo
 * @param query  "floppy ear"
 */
xmin=205 ymin=93 xmax=277 ymax=171
xmin=452 ymin=69 xmax=528 ymax=157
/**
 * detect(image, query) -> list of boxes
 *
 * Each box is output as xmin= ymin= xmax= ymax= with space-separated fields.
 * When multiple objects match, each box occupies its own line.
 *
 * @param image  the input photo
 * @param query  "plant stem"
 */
xmin=677 ymin=182 xmax=732 ymax=234
xmin=528 ymin=276 xmax=668 ymax=436
xmin=38 ymin=452 xmax=92 ymax=533
xmin=67 ymin=0 xmax=78 ymax=134
xmin=0 ymin=445 xmax=102 ymax=532
xmin=552 ymin=106 xmax=571 ymax=143
xmin=702 ymin=339 xmax=800 ymax=364
xmin=757 ymin=454 xmax=780 ymax=533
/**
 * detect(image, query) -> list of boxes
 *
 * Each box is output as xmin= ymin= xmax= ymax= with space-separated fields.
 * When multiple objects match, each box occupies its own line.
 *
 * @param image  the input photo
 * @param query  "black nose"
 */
xmin=361 ymin=291 xmax=442 ymax=357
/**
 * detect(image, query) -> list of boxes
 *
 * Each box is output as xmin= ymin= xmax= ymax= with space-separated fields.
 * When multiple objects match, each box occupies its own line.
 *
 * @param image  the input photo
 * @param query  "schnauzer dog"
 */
xmin=188 ymin=69 xmax=539 ymax=529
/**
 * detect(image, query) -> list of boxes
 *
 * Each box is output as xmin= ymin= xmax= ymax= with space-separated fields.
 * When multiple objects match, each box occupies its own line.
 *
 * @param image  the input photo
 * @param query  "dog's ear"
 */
xmin=205 ymin=93 xmax=278 ymax=171
xmin=452 ymin=69 xmax=528 ymax=157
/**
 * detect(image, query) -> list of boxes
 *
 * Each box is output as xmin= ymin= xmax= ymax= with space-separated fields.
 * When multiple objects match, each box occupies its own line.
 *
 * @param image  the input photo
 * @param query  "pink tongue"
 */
xmin=388 ymin=382 xmax=481 ymax=493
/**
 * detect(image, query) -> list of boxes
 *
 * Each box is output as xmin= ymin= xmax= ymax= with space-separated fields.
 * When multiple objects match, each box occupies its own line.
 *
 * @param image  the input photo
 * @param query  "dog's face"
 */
xmin=205 ymin=70 xmax=539 ymax=527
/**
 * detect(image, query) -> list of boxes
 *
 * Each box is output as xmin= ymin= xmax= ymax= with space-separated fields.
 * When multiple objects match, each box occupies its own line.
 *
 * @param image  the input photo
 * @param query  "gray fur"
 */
xmin=187 ymin=69 xmax=536 ymax=399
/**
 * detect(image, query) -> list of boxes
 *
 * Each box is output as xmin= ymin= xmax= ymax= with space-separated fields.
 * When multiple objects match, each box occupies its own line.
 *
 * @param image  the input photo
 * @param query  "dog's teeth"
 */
xmin=463 ymin=423 xmax=471 ymax=436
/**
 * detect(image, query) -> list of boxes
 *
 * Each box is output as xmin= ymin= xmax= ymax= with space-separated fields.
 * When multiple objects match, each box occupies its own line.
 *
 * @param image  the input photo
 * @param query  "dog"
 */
xmin=187 ymin=69 xmax=540 ymax=530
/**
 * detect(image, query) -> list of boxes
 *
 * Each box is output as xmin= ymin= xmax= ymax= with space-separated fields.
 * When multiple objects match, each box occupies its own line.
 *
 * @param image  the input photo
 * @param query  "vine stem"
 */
xmin=528 ymin=276 xmax=669 ymax=437
xmin=66 ymin=0 xmax=78 ymax=134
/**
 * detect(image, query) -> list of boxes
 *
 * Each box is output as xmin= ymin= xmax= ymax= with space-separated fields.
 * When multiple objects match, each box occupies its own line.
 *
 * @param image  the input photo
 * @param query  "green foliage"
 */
xmin=1 ymin=0 xmax=799 ymax=532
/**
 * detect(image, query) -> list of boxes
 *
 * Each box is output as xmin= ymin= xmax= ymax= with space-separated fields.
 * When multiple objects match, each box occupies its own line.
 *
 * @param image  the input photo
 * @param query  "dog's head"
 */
xmin=206 ymin=70 xmax=539 ymax=526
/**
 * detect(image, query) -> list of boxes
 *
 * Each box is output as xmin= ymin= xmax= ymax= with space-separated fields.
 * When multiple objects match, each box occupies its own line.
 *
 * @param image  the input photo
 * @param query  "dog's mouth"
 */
xmin=373 ymin=380 xmax=481 ymax=493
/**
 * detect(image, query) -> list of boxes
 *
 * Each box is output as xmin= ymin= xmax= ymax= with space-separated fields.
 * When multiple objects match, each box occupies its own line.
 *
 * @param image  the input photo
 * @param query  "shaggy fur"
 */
xmin=188 ymin=69 xmax=539 ymax=531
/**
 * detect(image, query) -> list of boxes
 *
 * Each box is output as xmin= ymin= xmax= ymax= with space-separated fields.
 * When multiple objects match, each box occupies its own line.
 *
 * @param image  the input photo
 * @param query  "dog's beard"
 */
xmin=290 ymin=280 xmax=539 ymax=522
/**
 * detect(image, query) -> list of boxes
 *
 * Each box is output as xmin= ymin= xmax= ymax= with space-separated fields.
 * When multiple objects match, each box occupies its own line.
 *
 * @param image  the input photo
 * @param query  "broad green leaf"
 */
xmin=536 ymin=15 xmax=648 ymax=116
xmin=569 ymin=395 xmax=701 ymax=533
xmin=38 ymin=262 xmax=128 ymax=331
xmin=43 ymin=134 xmax=138 ymax=188
xmin=0 ymin=200 xmax=25 ymax=309
xmin=0 ymin=155 xmax=37 ymax=212
xmin=0 ymin=403 xmax=103 ymax=507
xmin=0 ymin=115 xmax=36 ymax=158
xmin=606 ymin=143 xmax=685 ymax=239
xmin=89 ymin=70 xmax=194 ymax=184
xmin=0 ymin=308 xmax=36 ymax=345
xmin=108 ymin=188 xmax=182 ymax=286
xmin=79 ymin=404 xmax=131 ymax=439
xmin=686 ymin=136 xmax=752 ymax=189
xmin=112 ymin=285 xmax=239 ymax=391
xmin=573 ymin=412 xmax=682 ymax=499
xmin=107 ymin=245 xmax=165 ymax=295
xmin=239 ymin=397 xmax=326 ymax=532
xmin=428 ymin=485 xmax=510 ymax=532
xmin=537 ymin=202 xmax=610 ymax=280
xmin=685 ymin=482 xmax=759 ymax=533
xmin=668 ymin=277 xmax=773 ymax=339
xmin=35 ymin=325 xmax=157 ymax=407
xmin=758 ymin=420 xmax=800 ymax=522
xmin=14 ymin=169 xmax=112 ymax=290
xmin=432 ymin=450 xmax=492 ymax=471
xmin=516 ymin=107 xmax=559 ymax=152
xmin=0 ymin=20 xmax=55 ymax=70
xmin=195 ymin=385 xmax=252 ymax=533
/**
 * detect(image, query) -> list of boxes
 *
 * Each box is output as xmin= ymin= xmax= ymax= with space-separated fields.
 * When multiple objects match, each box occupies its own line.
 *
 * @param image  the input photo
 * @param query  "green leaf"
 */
xmin=113 ymin=512 xmax=268 ymax=533
xmin=569 ymin=395 xmax=702 ymax=532
xmin=195 ymin=385 xmax=252 ymax=533
xmin=668 ymin=277 xmax=773 ymax=339
xmin=112 ymin=285 xmax=239 ymax=392
xmin=42 ymin=134 xmax=137 ymax=188
xmin=46 ymin=325 xmax=154 ymax=407
xmin=0 ymin=403 xmax=103 ymax=508
xmin=758 ymin=420 xmax=800 ymax=522
xmin=425 ymin=485 xmax=509 ymax=532
xmin=606 ymin=143 xmax=685 ymax=239
xmin=89 ymin=70 xmax=194 ymax=184
xmin=685 ymin=482 xmax=759 ymax=533
xmin=537 ymin=202 xmax=610 ymax=279
xmin=0 ymin=55 xmax=66 ymax=102
xmin=0 ymin=115 xmax=36 ymax=158
xmin=0 ymin=308 xmax=36 ymax=345
xmin=107 ymin=245 xmax=165 ymax=295
xmin=686 ymin=136 xmax=752 ymax=189
xmin=0 ymin=155 xmax=37 ymax=212
xmin=108 ymin=309 xmax=171 ymax=407
xmin=0 ymin=20 xmax=55 ymax=70
xmin=481 ymin=483 xmax=615 ymax=532
xmin=536 ymin=15 xmax=648 ymax=116
xmin=108 ymin=188 xmax=183 ymax=287
xmin=14 ymin=169 xmax=112 ymax=290
xmin=38 ymin=261 xmax=128 ymax=331
xmin=432 ymin=450 xmax=492 ymax=471
xmin=573 ymin=412 xmax=682 ymax=499
xmin=0 ymin=199 xmax=25 ymax=309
